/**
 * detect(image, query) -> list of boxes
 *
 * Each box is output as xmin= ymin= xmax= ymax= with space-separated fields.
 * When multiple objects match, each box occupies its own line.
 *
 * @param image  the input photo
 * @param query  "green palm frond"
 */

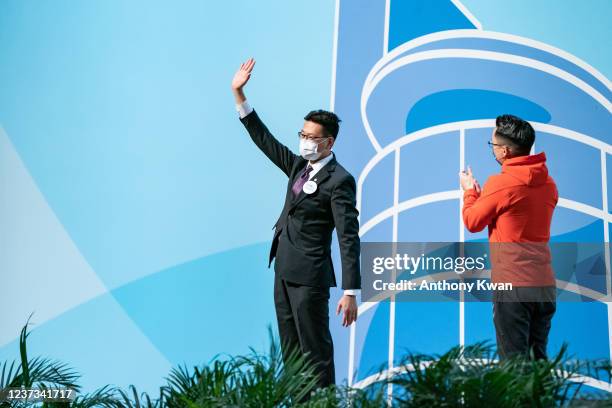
xmin=225 ymin=327 xmax=321 ymax=407
xmin=18 ymin=320 xmax=31 ymax=389
xmin=164 ymin=360 xmax=236 ymax=407
xmin=161 ymin=326 xmax=322 ymax=407
xmin=115 ymin=384 xmax=164 ymax=408
xmin=1 ymin=318 xmax=81 ymax=392
xmin=26 ymin=358 xmax=80 ymax=391
xmin=0 ymin=361 xmax=21 ymax=389
xmin=3 ymin=317 xmax=612 ymax=407
xmin=66 ymin=385 xmax=119 ymax=408
xmin=387 ymin=342 xmax=612 ymax=407
xmin=301 ymin=384 xmax=388 ymax=408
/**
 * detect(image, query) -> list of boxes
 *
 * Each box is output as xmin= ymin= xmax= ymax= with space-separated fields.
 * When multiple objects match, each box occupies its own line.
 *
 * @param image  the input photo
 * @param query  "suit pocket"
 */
xmin=288 ymin=233 xmax=325 ymax=256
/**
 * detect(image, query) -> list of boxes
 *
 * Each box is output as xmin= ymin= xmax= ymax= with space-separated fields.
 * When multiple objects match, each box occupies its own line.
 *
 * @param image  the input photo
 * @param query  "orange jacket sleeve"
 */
xmin=462 ymin=182 xmax=508 ymax=233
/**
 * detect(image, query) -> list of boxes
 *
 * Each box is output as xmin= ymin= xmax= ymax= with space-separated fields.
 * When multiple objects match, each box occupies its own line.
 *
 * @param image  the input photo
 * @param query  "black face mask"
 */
xmin=494 ymin=151 xmax=503 ymax=165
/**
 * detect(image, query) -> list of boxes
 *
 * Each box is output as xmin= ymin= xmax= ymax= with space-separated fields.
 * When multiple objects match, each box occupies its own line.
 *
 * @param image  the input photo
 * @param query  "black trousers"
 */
xmin=493 ymin=286 xmax=556 ymax=360
xmin=273 ymin=273 xmax=335 ymax=389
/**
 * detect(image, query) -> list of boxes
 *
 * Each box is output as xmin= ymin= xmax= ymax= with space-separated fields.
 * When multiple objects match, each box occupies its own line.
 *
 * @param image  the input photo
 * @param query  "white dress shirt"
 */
xmin=307 ymin=151 xmax=334 ymax=180
xmin=237 ymin=100 xmax=359 ymax=297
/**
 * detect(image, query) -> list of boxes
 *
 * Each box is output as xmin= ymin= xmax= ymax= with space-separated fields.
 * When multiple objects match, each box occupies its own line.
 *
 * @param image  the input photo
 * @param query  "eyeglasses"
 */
xmin=298 ymin=131 xmax=327 ymax=142
xmin=487 ymin=141 xmax=506 ymax=148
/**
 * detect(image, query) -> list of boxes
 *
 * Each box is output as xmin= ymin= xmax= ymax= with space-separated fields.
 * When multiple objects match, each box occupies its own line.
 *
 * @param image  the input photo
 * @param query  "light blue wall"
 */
xmin=0 ymin=0 xmax=334 ymax=395
xmin=462 ymin=0 xmax=612 ymax=78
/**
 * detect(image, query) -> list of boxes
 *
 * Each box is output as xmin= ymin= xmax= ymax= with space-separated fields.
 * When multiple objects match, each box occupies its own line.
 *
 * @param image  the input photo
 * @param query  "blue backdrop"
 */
xmin=1 ymin=0 xmax=610 ymax=396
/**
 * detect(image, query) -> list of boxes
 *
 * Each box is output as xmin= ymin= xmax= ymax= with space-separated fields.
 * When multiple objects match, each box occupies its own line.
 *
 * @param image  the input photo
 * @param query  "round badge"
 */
xmin=303 ymin=180 xmax=318 ymax=194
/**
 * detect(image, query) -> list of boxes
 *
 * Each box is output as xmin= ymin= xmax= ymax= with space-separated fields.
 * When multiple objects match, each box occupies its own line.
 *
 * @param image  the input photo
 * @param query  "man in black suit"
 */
xmin=231 ymin=58 xmax=360 ymax=389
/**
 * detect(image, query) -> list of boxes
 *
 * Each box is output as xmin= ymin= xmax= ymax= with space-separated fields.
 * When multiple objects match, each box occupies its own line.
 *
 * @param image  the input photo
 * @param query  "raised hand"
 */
xmin=231 ymin=58 xmax=256 ymax=94
xmin=459 ymin=166 xmax=480 ymax=192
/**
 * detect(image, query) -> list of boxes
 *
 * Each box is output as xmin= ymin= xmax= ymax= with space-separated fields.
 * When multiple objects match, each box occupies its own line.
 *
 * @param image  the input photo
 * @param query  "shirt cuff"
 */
xmin=236 ymin=100 xmax=253 ymax=119
xmin=344 ymin=289 xmax=360 ymax=296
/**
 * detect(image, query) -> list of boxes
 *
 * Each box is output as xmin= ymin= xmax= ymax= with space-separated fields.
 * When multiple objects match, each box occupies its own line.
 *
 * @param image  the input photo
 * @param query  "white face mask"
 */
xmin=299 ymin=137 xmax=327 ymax=161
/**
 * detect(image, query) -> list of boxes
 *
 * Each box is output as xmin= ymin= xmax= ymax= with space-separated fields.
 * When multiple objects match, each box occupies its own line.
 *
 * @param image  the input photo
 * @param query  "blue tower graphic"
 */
xmin=331 ymin=0 xmax=612 ymax=396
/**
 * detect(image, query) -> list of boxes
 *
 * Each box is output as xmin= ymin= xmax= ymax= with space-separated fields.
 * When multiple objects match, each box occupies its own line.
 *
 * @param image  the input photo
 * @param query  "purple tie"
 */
xmin=292 ymin=165 xmax=313 ymax=197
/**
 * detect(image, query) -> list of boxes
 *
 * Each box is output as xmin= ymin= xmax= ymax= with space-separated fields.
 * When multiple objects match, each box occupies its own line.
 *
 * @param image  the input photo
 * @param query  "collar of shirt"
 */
xmin=308 ymin=152 xmax=334 ymax=180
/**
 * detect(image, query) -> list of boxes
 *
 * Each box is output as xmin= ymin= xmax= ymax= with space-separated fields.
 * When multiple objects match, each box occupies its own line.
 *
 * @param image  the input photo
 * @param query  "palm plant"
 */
xmin=114 ymin=384 xmax=165 ymax=408
xmin=0 ymin=316 xmax=119 ymax=408
xmin=1 ymin=317 xmax=79 ymax=392
xmin=159 ymin=327 xmax=321 ymax=407
xmin=2 ymin=318 xmax=611 ymax=407
xmin=68 ymin=385 xmax=122 ymax=408
xmin=388 ymin=342 xmax=612 ymax=407
xmin=123 ymin=327 xmax=387 ymax=407
xmin=300 ymin=384 xmax=388 ymax=408
xmin=162 ymin=360 xmax=237 ymax=407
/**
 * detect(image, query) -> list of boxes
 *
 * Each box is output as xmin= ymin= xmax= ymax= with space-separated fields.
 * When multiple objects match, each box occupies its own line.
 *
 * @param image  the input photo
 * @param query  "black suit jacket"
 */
xmin=240 ymin=110 xmax=361 ymax=289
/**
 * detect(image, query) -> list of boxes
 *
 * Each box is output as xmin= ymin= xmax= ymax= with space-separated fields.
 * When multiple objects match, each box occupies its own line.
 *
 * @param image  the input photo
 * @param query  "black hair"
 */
xmin=495 ymin=114 xmax=535 ymax=156
xmin=304 ymin=110 xmax=342 ymax=139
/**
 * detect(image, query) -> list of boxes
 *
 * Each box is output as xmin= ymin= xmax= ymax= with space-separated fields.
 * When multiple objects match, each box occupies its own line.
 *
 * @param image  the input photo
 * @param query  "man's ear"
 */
xmin=328 ymin=137 xmax=336 ymax=150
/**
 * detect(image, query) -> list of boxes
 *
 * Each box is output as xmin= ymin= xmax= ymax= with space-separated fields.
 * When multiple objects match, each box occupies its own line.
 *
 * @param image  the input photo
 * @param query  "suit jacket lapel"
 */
xmin=289 ymin=157 xmax=336 ymax=211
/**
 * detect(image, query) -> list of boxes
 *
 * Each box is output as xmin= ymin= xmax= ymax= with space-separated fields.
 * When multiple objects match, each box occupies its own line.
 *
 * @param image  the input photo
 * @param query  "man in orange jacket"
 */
xmin=460 ymin=114 xmax=558 ymax=360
